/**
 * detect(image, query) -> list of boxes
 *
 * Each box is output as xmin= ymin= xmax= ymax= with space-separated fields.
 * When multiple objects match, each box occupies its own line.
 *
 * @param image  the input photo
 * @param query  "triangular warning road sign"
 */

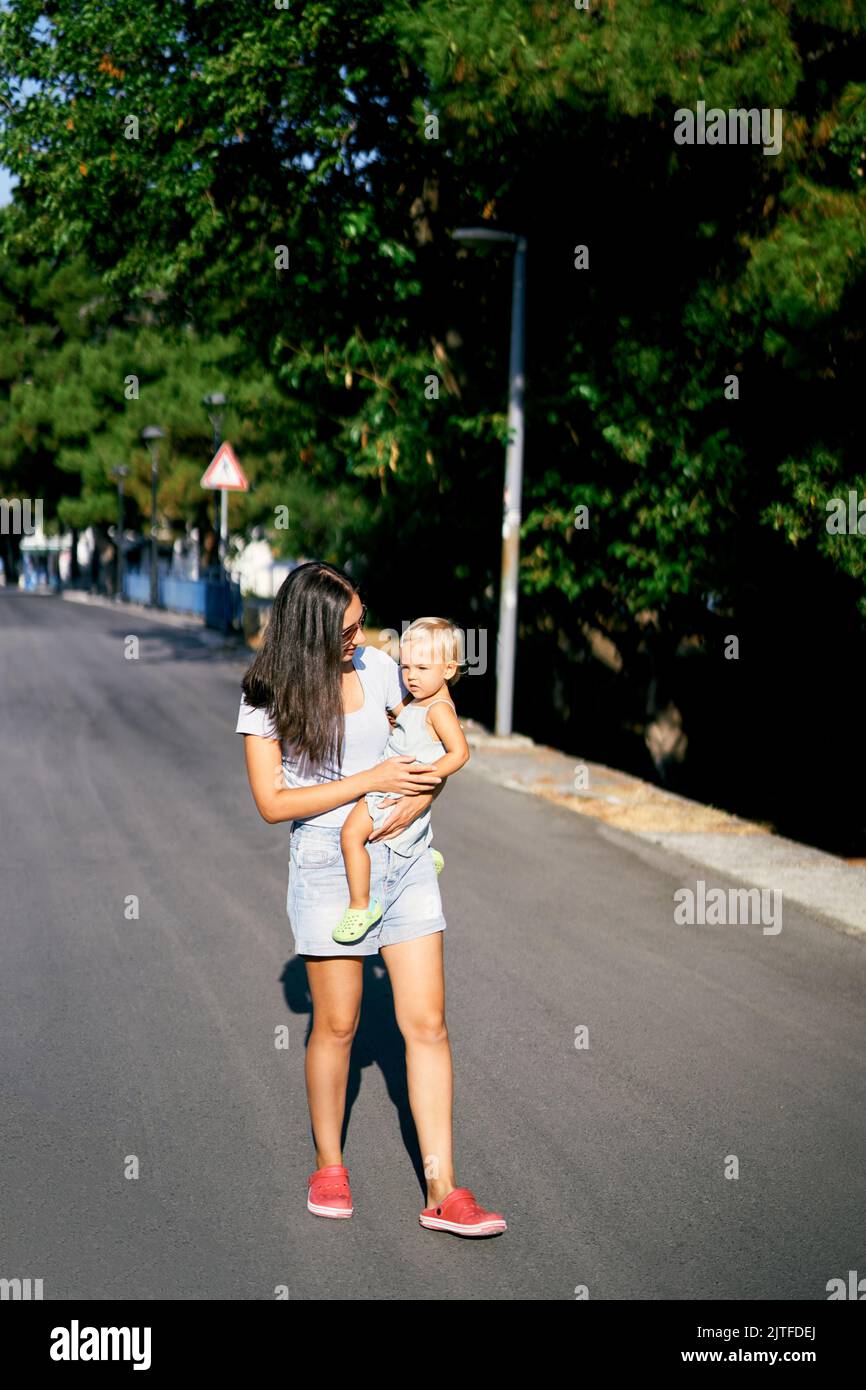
xmin=201 ymin=441 xmax=249 ymax=491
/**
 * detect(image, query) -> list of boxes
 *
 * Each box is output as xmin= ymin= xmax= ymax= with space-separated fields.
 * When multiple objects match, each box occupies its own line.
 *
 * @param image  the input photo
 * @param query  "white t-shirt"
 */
xmin=235 ymin=643 xmax=411 ymax=829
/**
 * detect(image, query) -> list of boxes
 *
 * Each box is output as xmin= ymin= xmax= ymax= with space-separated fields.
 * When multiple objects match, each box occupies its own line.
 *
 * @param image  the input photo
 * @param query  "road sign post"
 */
xmin=200 ymin=443 xmax=249 ymax=630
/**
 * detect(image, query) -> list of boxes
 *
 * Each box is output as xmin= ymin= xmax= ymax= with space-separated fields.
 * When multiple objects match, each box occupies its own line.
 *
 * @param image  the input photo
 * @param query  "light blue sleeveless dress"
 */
xmin=364 ymin=697 xmax=455 ymax=858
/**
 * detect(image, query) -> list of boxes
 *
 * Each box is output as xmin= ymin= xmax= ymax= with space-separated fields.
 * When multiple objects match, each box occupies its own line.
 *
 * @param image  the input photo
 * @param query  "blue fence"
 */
xmin=124 ymin=572 xmax=151 ymax=605
xmin=122 ymin=571 xmax=242 ymax=631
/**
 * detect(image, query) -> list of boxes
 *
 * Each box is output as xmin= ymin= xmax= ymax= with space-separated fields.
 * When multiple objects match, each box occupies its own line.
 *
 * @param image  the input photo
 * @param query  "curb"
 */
xmin=50 ymin=591 xmax=866 ymax=939
xmin=461 ymin=720 xmax=866 ymax=939
xmin=58 ymin=589 xmax=247 ymax=652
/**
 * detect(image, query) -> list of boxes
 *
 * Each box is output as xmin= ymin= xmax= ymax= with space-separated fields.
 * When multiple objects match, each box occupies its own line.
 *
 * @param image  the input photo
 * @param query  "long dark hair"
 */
xmin=241 ymin=560 xmax=358 ymax=774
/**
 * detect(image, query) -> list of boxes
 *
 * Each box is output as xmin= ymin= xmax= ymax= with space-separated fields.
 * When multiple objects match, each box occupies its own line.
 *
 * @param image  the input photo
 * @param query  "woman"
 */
xmin=236 ymin=560 xmax=506 ymax=1238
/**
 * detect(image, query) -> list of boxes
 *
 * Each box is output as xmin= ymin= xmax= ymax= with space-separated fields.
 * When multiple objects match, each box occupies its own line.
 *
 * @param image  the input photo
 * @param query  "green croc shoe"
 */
xmin=332 ymin=899 xmax=383 ymax=945
xmin=430 ymin=848 xmax=445 ymax=877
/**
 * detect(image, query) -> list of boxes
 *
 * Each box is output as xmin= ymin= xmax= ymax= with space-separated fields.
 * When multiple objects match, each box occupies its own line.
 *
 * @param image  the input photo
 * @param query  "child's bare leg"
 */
xmin=341 ymin=800 xmax=376 ymax=908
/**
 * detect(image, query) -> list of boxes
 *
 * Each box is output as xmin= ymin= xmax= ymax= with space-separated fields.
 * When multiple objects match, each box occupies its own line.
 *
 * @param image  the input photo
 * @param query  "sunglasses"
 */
xmin=341 ymin=605 xmax=367 ymax=644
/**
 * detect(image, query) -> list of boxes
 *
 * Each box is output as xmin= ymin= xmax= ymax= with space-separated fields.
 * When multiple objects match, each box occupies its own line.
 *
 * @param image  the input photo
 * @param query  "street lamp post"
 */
xmin=203 ymin=392 xmax=227 ymax=573
xmin=141 ymin=426 xmax=165 ymax=608
xmin=111 ymin=464 xmax=129 ymax=600
xmin=452 ymin=227 xmax=527 ymax=738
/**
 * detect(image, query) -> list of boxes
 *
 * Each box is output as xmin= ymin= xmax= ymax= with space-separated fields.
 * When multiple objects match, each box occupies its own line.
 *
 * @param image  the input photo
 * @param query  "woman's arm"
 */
xmin=367 ymin=776 xmax=447 ymax=842
xmin=241 ymin=736 xmax=441 ymax=824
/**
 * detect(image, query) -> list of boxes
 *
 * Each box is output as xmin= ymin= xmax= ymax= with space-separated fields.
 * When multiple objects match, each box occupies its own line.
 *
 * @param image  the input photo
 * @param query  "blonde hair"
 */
xmin=400 ymin=617 xmax=467 ymax=688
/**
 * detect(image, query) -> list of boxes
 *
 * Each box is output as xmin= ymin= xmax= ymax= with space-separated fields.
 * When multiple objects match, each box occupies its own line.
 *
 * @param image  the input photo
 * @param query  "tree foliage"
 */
xmin=2 ymin=0 xmax=866 ymax=845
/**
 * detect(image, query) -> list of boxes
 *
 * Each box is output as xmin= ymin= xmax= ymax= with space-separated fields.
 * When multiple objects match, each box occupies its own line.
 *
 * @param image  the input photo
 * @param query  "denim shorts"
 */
xmin=287 ymin=822 xmax=447 ymax=957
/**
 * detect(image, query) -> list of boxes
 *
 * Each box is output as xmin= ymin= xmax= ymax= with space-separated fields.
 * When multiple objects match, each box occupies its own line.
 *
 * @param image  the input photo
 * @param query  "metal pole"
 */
xmin=149 ymin=444 xmax=159 ymax=607
xmin=220 ymin=488 xmax=231 ymax=631
xmin=220 ymin=488 xmax=228 ymax=568
xmin=495 ymin=235 xmax=527 ymax=737
xmin=213 ymin=421 xmax=221 ymax=569
xmin=116 ymin=475 xmax=125 ymax=599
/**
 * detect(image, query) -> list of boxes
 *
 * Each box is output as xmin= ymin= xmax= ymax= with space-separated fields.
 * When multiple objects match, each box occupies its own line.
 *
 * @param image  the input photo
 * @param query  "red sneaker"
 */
xmin=307 ymin=1164 xmax=353 ymax=1218
xmin=419 ymin=1186 xmax=507 ymax=1237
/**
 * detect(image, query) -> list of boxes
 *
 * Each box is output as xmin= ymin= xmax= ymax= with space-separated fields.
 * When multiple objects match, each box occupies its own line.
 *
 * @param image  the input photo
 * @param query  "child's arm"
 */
xmin=424 ymin=703 xmax=470 ymax=777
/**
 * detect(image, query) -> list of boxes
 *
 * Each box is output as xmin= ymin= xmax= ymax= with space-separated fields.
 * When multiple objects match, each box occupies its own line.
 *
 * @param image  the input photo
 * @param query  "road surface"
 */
xmin=1 ymin=590 xmax=863 ymax=1299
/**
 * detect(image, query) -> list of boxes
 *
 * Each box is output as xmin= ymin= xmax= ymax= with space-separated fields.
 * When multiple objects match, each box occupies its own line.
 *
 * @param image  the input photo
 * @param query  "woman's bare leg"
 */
xmin=340 ymin=800 xmax=376 ymax=908
xmin=303 ymin=956 xmax=364 ymax=1168
xmin=379 ymin=931 xmax=456 ymax=1204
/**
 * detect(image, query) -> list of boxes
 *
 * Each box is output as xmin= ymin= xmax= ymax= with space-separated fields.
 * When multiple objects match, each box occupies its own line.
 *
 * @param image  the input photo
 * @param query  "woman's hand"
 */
xmin=370 ymin=755 xmax=442 ymax=797
xmin=368 ymin=790 xmax=434 ymax=842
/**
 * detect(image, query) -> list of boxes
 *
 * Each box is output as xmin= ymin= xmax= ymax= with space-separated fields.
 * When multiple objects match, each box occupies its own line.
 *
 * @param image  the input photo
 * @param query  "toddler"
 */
xmin=333 ymin=618 xmax=470 ymax=944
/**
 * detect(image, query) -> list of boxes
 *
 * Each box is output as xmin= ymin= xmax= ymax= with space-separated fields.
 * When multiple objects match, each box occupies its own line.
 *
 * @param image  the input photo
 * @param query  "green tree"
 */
xmin=3 ymin=1 xmax=866 ymax=846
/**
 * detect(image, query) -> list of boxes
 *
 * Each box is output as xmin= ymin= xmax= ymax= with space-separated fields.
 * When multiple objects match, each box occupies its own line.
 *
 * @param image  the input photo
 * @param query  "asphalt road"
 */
xmin=1 ymin=589 xmax=864 ymax=1300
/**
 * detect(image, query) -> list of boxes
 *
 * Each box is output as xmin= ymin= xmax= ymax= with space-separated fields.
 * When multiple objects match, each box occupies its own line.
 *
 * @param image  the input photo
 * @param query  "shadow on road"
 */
xmin=101 ymin=622 xmax=247 ymax=664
